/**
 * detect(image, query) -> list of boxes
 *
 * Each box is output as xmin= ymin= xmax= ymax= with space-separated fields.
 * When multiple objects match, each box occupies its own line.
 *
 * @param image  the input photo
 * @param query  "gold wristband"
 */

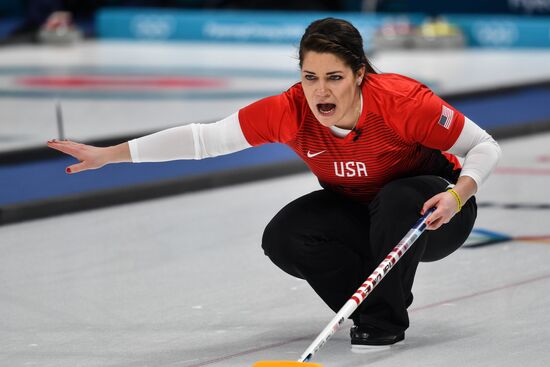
xmin=446 ymin=188 xmax=462 ymax=213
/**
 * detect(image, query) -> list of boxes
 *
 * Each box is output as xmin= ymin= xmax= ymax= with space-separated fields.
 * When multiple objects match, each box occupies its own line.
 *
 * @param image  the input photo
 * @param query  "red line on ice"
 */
xmin=184 ymin=273 xmax=550 ymax=366
xmin=17 ymin=75 xmax=225 ymax=89
xmin=410 ymin=272 xmax=550 ymax=313
xmin=494 ymin=167 xmax=550 ymax=176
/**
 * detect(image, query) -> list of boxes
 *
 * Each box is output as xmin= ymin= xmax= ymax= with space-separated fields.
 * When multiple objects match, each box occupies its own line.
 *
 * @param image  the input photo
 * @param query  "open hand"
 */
xmin=47 ymin=139 xmax=109 ymax=173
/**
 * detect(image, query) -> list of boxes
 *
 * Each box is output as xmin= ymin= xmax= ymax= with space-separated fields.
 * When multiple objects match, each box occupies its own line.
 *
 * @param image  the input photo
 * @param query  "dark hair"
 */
xmin=299 ymin=18 xmax=376 ymax=75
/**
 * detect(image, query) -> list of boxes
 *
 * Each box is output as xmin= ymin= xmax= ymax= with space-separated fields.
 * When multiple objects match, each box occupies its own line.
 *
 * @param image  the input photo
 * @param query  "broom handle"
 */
xmin=299 ymin=208 xmax=435 ymax=362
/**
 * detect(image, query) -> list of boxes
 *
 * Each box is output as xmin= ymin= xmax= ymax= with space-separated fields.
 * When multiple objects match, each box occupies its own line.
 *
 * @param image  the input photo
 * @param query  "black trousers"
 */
xmin=262 ymin=175 xmax=477 ymax=333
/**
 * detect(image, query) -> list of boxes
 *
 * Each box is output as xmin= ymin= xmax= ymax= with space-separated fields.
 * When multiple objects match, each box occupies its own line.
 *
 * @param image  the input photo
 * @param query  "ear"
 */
xmin=356 ymin=65 xmax=366 ymax=85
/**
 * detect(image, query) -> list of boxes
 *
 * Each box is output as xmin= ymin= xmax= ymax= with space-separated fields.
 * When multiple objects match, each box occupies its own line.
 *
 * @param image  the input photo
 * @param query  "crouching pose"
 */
xmin=48 ymin=18 xmax=501 ymax=351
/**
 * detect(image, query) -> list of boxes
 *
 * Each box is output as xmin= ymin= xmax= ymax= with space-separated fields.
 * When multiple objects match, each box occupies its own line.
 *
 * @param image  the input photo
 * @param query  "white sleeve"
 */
xmin=446 ymin=117 xmax=502 ymax=189
xmin=128 ymin=112 xmax=252 ymax=162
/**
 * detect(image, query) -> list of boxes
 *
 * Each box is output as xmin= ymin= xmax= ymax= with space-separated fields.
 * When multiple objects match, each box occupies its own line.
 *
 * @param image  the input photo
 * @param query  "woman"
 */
xmin=48 ymin=18 xmax=501 ymax=351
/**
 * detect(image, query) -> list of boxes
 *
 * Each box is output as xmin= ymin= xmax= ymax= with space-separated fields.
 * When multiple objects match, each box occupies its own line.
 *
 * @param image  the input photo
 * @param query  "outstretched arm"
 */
xmin=47 ymin=140 xmax=131 ymax=173
xmin=47 ymin=112 xmax=251 ymax=174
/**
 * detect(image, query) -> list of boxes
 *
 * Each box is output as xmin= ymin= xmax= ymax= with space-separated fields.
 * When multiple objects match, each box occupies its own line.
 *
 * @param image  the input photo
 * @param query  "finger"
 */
xmin=47 ymin=141 xmax=81 ymax=157
xmin=426 ymin=205 xmax=445 ymax=226
xmin=47 ymin=141 xmax=69 ymax=153
xmin=431 ymin=209 xmax=451 ymax=229
xmin=421 ymin=194 xmax=441 ymax=214
xmin=421 ymin=196 xmax=439 ymax=215
xmin=431 ymin=218 xmax=445 ymax=230
xmin=66 ymin=162 xmax=89 ymax=174
xmin=48 ymin=139 xmax=81 ymax=148
xmin=61 ymin=140 xmax=81 ymax=146
xmin=48 ymin=139 xmax=74 ymax=145
xmin=426 ymin=213 xmax=437 ymax=227
xmin=427 ymin=216 xmax=444 ymax=230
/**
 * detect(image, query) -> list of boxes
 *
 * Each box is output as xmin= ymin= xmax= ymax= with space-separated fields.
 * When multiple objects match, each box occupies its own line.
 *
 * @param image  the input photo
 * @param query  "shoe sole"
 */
xmin=351 ymin=339 xmax=404 ymax=354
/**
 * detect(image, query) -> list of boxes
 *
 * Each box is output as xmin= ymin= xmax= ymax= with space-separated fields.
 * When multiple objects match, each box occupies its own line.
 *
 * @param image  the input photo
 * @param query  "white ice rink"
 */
xmin=1 ymin=41 xmax=550 ymax=367
xmin=2 ymin=131 xmax=550 ymax=367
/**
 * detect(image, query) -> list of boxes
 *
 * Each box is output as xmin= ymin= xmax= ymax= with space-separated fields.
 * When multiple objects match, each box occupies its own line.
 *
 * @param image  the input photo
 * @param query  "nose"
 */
xmin=314 ymin=81 xmax=329 ymax=97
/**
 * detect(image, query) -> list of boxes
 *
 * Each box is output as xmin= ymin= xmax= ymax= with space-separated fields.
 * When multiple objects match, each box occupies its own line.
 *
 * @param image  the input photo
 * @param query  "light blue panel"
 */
xmin=96 ymin=8 xmax=423 ymax=47
xmin=96 ymin=9 xmax=550 ymax=48
xmin=445 ymin=15 xmax=550 ymax=48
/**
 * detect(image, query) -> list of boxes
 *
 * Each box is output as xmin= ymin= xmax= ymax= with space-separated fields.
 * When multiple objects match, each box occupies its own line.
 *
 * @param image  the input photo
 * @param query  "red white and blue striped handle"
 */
xmin=299 ymin=207 xmax=436 ymax=363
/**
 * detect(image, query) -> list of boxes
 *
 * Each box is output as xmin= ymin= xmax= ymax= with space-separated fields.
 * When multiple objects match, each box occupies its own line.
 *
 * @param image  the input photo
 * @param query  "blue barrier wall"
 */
xmin=96 ymin=8 xmax=550 ymax=48
xmin=447 ymin=15 xmax=550 ymax=47
xmin=96 ymin=9 xmax=422 ymax=47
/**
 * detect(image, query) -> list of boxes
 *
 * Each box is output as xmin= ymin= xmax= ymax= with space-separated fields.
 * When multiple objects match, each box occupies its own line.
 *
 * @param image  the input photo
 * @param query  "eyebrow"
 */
xmin=303 ymin=70 xmax=343 ymax=75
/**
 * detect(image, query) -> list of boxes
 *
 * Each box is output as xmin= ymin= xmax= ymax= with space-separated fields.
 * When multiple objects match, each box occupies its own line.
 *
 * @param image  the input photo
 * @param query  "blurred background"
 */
xmin=2 ymin=0 xmax=550 ymax=44
xmin=1 ymin=0 xmax=550 ymax=223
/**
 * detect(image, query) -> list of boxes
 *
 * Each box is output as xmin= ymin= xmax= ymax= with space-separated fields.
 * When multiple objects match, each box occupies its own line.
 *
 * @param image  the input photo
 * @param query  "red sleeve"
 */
xmin=389 ymin=83 xmax=465 ymax=151
xmin=238 ymin=85 xmax=302 ymax=146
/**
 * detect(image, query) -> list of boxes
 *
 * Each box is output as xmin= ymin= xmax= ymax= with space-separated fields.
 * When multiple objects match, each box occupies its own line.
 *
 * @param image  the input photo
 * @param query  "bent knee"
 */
xmin=261 ymin=220 xmax=306 ymax=278
xmin=261 ymin=217 xmax=298 ymax=262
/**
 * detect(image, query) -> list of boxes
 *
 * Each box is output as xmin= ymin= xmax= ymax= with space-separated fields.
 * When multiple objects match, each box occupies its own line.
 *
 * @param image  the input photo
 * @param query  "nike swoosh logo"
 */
xmin=307 ymin=150 xmax=326 ymax=158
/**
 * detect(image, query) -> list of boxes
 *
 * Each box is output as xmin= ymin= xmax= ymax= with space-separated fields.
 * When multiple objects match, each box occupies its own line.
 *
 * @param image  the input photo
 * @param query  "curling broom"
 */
xmin=253 ymin=208 xmax=436 ymax=367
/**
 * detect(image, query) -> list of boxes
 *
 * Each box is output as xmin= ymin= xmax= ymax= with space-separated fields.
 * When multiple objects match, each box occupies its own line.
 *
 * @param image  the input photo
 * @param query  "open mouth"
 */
xmin=317 ymin=103 xmax=336 ymax=116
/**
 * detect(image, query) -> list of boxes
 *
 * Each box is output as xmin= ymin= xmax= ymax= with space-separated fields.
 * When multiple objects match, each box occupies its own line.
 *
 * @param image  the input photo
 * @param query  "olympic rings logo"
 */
xmin=472 ymin=21 xmax=519 ymax=46
xmin=131 ymin=15 xmax=176 ymax=39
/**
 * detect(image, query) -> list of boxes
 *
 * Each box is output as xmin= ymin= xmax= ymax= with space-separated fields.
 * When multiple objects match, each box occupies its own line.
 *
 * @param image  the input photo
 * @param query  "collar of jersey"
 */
xmin=328 ymin=90 xmax=366 ymax=144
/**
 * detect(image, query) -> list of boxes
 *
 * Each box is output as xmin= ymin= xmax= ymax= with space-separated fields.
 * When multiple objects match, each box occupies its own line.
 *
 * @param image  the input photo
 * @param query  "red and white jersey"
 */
xmin=238 ymin=73 xmax=465 ymax=203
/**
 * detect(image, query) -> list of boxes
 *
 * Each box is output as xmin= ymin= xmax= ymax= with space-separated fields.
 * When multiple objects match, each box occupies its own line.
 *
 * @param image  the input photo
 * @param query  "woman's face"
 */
xmin=301 ymin=51 xmax=364 ymax=129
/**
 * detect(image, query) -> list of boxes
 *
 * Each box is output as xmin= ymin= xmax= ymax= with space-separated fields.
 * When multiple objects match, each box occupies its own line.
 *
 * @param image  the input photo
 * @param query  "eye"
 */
xmin=329 ymin=75 xmax=343 ymax=81
xmin=304 ymin=74 xmax=316 ymax=81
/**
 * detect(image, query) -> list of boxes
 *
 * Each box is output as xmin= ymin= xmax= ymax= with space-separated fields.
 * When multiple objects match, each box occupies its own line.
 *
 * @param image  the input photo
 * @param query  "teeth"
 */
xmin=318 ymin=103 xmax=336 ymax=114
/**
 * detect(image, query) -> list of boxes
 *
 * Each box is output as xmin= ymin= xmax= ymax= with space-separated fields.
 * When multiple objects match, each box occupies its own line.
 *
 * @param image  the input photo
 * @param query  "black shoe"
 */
xmin=350 ymin=325 xmax=404 ymax=352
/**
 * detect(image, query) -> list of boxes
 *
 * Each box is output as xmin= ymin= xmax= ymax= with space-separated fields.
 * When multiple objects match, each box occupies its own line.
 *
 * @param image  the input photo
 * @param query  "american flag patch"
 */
xmin=438 ymin=105 xmax=454 ymax=129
